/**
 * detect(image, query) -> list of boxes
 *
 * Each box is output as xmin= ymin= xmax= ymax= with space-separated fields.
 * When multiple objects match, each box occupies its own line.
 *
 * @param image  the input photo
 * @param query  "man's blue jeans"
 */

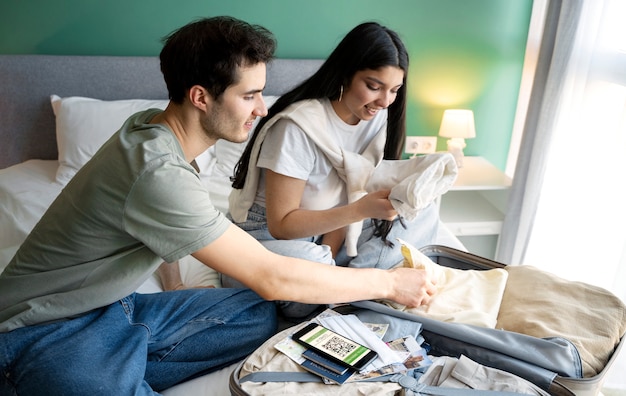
xmin=0 ymin=288 xmax=277 ymax=395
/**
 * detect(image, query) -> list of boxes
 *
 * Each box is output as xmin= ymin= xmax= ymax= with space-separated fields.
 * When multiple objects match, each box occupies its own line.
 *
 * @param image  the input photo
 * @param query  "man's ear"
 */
xmin=188 ymin=85 xmax=211 ymax=111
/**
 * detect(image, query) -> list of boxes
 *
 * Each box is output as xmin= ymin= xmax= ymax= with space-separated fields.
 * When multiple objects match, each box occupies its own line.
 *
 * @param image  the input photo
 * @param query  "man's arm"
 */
xmin=192 ymin=224 xmax=435 ymax=308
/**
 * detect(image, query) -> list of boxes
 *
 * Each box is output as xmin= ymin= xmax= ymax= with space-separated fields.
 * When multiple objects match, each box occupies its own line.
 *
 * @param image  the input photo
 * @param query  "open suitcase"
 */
xmin=229 ymin=245 xmax=626 ymax=396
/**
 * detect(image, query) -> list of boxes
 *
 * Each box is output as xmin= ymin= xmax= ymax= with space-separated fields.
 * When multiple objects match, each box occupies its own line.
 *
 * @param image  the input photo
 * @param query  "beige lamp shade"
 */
xmin=438 ymin=109 xmax=476 ymax=139
xmin=438 ymin=109 xmax=476 ymax=168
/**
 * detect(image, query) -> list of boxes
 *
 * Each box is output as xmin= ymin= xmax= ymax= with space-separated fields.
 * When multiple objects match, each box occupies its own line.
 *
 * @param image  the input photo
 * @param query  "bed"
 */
xmin=0 ymin=54 xmax=465 ymax=395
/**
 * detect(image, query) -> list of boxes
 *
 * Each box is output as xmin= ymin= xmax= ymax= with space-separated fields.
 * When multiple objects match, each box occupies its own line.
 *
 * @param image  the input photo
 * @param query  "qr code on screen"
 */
xmin=321 ymin=336 xmax=357 ymax=358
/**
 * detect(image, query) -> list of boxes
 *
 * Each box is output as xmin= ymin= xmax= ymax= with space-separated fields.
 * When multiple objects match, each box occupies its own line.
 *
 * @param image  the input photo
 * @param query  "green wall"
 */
xmin=0 ymin=0 xmax=532 ymax=170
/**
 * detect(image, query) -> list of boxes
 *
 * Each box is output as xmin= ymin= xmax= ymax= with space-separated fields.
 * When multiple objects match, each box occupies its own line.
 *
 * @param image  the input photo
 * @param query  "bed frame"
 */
xmin=0 ymin=55 xmax=323 ymax=170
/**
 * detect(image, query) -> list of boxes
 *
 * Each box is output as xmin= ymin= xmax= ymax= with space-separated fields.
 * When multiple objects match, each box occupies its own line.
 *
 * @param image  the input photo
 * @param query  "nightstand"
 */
xmin=438 ymin=156 xmax=512 ymax=260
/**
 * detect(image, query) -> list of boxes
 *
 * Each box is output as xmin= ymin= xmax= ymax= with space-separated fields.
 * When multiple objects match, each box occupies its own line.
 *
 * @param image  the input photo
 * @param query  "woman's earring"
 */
xmin=339 ymin=85 xmax=344 ymax=102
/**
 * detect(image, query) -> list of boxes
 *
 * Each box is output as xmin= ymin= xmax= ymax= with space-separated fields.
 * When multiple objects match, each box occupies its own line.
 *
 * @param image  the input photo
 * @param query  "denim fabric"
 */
xmin=231 ymin=201 xmax=440 ymax=270
xmin=0 ymin=288 xmax=276 ymax=395
xmin=353 ymin=309 xmax=424 ymax=342
xmin=335 ymin=201 xmax=440 ymax=269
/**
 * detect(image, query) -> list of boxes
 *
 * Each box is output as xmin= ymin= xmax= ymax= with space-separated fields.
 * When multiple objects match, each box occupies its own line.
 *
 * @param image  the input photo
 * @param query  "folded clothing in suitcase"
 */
xmin=389 ymin=243 xmax=626 ymax=378
xmin=419 ymin=246 xmax=626 ymax=383
xmin=229 ymin=245 xmax=626 ymax=396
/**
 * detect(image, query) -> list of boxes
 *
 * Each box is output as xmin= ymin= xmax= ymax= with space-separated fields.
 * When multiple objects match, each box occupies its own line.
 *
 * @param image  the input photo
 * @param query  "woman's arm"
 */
xmin=192 ymin=223 xmax=436 ymax=307
xmin=321 ymin=227 xmax=347 ymax=258
xmin=264 ymin=169 xmax=397 ymax=240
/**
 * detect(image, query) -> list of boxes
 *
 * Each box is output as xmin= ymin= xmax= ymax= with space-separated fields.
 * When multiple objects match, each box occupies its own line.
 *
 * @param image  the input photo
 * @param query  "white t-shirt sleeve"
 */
xmin=257 ymin=118 xmax=317 ymax=180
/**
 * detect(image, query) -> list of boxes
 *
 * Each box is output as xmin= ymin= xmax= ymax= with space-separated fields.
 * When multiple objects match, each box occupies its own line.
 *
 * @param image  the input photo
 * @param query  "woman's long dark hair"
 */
xmin=232 ymin=21 xmax=409 ymax=246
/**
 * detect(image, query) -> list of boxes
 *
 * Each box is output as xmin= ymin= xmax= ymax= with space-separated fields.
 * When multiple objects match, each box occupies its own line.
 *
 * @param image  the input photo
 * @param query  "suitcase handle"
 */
xmin=237 ymin=369 xmax=527 ymax=395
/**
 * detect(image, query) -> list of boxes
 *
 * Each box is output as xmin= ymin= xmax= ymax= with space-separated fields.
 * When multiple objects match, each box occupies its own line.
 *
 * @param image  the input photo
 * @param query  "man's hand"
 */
xmin=388 ymin=267 xmax=437 ymax=308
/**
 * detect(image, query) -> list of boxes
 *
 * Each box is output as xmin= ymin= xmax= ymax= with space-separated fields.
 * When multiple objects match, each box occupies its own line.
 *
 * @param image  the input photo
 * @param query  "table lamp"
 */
xmin=438 ymin=109 xmax=476 ymax=167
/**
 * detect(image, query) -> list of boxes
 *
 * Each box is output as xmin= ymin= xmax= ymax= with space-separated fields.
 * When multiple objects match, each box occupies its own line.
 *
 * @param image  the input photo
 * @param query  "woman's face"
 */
xmin=332 ymin=66 xmax=404 ymax=125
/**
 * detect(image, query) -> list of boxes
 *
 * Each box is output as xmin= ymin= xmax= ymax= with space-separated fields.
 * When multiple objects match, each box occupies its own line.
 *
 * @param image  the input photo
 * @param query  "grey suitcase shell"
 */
xmin=229 ymin=245 xmax=625 ymax=396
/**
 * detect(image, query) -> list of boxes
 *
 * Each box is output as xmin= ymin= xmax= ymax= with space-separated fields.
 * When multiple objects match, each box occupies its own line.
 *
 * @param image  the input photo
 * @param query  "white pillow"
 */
xmin=50 ymin=95 xmax=169 ymax=184
xmin=51 ymin=95 xmax=279 ymax=185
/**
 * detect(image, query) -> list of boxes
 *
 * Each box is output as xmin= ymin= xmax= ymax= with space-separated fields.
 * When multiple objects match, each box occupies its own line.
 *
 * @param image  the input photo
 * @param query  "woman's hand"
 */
xmin=354 ymin=189 xmax=398 ymax=221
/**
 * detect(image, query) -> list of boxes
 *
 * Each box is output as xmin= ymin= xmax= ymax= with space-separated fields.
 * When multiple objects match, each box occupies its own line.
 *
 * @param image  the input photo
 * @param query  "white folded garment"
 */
xmin=342 ymin=153 xmax=457 ymax=257
xmin=366 ymin=153 xmax=458 ymax=221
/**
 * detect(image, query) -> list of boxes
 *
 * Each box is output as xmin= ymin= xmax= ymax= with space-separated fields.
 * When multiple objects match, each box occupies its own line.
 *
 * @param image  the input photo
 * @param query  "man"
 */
xmin=0 ymin=16 xmax=436 ymax=395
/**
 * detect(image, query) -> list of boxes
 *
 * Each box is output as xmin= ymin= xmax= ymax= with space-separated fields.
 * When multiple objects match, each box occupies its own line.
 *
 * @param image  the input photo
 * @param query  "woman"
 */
xmin=229 ymin=22 xmax=440 ymax=274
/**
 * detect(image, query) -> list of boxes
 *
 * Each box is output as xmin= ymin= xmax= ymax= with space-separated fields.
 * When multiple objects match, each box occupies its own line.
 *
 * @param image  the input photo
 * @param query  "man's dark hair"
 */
xmin=160 ymin=16 xmax=276 ymax=103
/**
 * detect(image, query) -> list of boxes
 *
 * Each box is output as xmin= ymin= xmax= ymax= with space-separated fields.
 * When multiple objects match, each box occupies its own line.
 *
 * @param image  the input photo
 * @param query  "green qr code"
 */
xmin=321 ymin=336 xmax=357 ymax=358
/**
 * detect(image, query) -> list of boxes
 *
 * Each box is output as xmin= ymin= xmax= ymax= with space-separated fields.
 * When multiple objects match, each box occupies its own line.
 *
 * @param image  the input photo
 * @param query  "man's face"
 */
xmin=201 ymin=63 xmax=268 ymax=143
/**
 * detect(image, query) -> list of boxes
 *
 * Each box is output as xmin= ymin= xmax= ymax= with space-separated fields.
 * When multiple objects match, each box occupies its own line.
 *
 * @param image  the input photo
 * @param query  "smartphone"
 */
xmin=292 ymin=322 xmax=378 ymax=372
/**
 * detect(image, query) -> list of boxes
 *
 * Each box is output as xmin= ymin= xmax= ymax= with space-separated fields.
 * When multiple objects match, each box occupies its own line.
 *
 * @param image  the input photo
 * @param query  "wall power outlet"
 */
xmin=405 ymin=136 xmax=437 ymax=154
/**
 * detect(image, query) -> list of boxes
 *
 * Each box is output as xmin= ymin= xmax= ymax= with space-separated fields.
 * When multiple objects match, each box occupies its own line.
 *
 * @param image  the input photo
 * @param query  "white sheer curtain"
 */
xmin=503 ymin=0 xmax=626 ymax=391
xmin=497 ymin=0 xmax=584 ymax=266
xmin=524 ymin=0 xmax=626 ymax=300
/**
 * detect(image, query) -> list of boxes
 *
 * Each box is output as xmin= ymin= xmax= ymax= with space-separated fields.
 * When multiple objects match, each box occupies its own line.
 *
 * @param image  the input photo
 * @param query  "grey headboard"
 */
xmin=0 ymin=55 xmax=323 ymax=169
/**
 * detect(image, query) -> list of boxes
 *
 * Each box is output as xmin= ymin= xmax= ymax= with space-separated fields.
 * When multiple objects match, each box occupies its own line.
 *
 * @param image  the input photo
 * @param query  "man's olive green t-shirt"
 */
xmin=0 ymin=109 xmax=230 ymax=332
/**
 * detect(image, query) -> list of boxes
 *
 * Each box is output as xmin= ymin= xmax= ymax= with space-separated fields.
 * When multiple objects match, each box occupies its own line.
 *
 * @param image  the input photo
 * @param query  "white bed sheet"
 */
xmin=0 ymin=159 xmax=62 ymax=269
xmin=0 ymin=156 xmax=465 ymax=395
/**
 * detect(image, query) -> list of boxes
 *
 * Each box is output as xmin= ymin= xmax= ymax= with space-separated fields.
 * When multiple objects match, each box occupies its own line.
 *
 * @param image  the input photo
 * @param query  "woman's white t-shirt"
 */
xmin=255 ymin=98 xmax=387 ymax=210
